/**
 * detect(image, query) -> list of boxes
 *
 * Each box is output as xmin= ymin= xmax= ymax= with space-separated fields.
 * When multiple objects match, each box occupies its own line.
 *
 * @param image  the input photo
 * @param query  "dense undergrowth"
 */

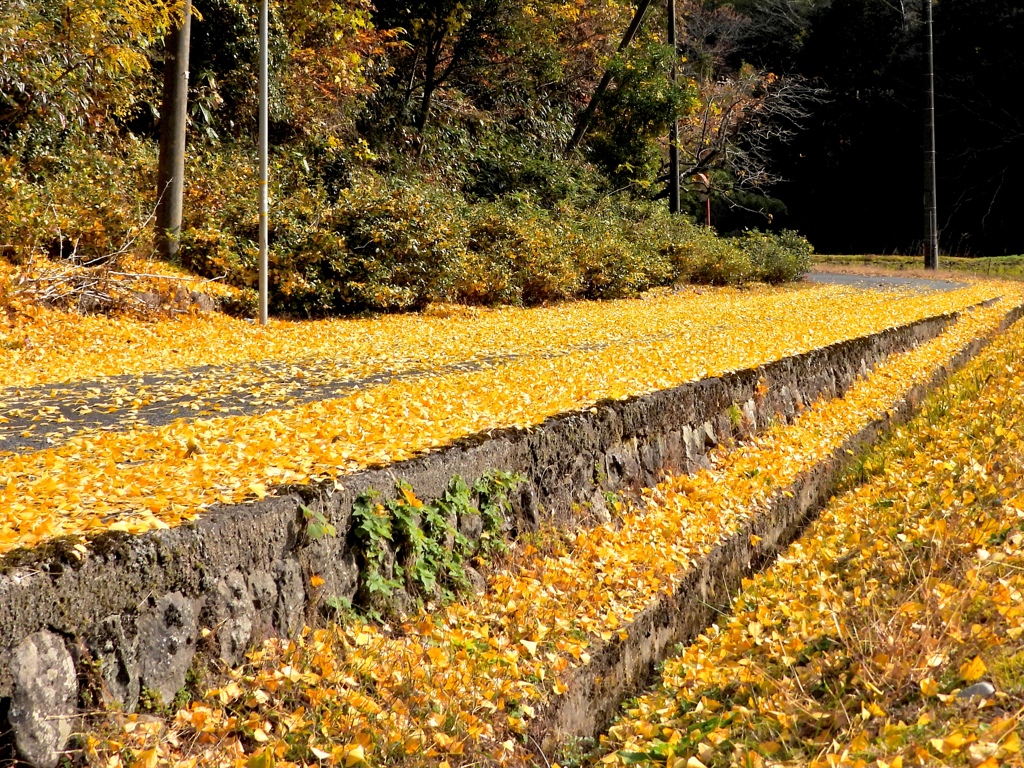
xmin=74 ymin=297 xmax=1017 ymax=767
xmin=179 ymin=163 xmax=814 ymax=315
xmin=0 ymin=0 xmax=818 ymax=319
xmin=2 ymin=152 xmax=813 ymax=318
xmin=597 ymin=317 xmax=1024 ymax=767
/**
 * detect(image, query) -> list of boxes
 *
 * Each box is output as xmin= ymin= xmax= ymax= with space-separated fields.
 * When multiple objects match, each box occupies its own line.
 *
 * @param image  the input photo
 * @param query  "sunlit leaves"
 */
xmin=0 ymin=0 xmax=182 ymax=135
xmin=0 ymin=282 xmax=1009 ymax=557
xmin=598 ymin=307 xmax=1024 ymax=768
xmin=78 ymin=290 xmax=1021 ymax=766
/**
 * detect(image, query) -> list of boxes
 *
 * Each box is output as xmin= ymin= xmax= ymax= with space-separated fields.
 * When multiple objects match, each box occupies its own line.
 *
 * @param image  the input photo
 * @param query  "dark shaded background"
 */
xmin=731 ymin=0 xmax=1023 ymax=256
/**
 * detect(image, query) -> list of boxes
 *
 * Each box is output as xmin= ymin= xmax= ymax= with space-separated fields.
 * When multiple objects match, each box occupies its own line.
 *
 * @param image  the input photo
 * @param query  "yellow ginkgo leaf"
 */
xmin=344 ymin=744 xmax=366 ymax=766
xmin=960 ymin=655 xmax=987 ymax=682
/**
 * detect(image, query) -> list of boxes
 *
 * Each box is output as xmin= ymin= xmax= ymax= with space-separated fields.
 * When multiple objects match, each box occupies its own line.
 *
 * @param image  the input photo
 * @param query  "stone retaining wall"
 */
xmin=0 ymin=305 xmax=987 ymax=765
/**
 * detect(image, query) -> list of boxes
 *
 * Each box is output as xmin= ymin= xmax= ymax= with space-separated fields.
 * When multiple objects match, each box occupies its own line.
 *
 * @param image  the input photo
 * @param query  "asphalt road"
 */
xmin=806 ymin=271 xmax=967 ymax=292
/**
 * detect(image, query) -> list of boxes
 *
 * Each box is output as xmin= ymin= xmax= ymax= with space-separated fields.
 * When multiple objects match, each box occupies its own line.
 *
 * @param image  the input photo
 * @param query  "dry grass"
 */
xmin=814 ymin=254 xmax=1024 ymax=282
xmin=809 ymin=261 xmax=971 ymax=282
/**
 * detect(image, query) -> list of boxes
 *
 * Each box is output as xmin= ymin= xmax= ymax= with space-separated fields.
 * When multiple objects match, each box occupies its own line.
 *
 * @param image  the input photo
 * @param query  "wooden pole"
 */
xmin=566 ymin=0 xmax=655 ymax=153
xmin=696 ymin=173 xmax=711 ymax=227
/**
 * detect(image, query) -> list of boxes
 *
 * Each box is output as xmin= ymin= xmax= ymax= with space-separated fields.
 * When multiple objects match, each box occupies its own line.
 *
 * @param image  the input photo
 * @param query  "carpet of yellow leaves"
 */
xmin=0 ymin=282 xmax=1008 ymax=556
xmin=598 ymin=317 xmax=1024 ymax=766
xmin=80 ymin=300 xmax=1018 ymax=767
xmin=0 ymin=282 xmax=998 ymax=389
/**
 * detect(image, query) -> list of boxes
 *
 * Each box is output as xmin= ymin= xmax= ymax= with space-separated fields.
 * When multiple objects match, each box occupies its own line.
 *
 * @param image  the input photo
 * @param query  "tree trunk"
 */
xmin=667 ymin=0 xmax=680 ymax=214
xmin=155 ymin=0 xmax=193 ymax=261
xmin=415 ymin=26 xmax=444 ymax=140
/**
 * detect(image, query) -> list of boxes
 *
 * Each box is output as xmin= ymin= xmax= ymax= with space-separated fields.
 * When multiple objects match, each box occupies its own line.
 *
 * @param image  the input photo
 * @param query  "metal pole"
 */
xmin=258 ymin=0 xmax=270 ymax=324
xmin=923 ymin=0 xmax=939 ymax=270
xmin=667 ymin=0 xmax=680 ymax=214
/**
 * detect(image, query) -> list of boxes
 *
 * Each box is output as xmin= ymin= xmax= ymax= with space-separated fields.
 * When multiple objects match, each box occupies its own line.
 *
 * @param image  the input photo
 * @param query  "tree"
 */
xmin=0 ymin=0 xmax=183 ymax=262
xmin=155 ymin=0 xmax=192 ymax=261
xmin=668 ymin=1 xmax=820 ymax=223
xmin=368 ymin=0 xmax=515 ymax=146
xmin=931 ymin=0 xmax=1024 ymax=255
xmin=584 ymin=38 xmax=695 ymax=192
xmin=722 ymin=0 xmax=1024 ymax=255
xmin=0 ymin=0 xmax=178 ymax=145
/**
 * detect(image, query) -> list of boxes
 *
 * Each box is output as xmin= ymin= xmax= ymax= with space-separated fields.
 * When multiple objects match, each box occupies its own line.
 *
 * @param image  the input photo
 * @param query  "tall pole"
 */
xmin=155 ymin=0 xmax=192 ymax=260
xmin=923 ymin=0 xmax=939 ymax=270
xmin=258 ymin=0 xmax=270 ymax=324
xmin=667 ymin=0 xmax=680 ymax=214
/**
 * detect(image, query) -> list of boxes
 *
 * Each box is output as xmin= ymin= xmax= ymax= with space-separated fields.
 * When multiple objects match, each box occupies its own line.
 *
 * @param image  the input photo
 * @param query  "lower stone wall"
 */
xmin=0 ymin=305 xmax=982 ymax=765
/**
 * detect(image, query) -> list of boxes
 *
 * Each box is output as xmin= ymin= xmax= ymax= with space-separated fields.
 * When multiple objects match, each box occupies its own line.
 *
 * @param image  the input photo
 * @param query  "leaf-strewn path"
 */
xmin=0 ymin=278 xmax=955 ymax=454
xmin=0 ymin=279 xmax=1008 ymax=556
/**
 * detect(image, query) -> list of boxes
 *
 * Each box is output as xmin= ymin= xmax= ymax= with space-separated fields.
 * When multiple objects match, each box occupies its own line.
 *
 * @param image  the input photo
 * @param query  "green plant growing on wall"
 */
xmin=351 ymin=490 xmax=403 ymax=603
xmin=728 ymin=403 xmax=743 ymax=429
xmin=473 ymin=470 xmax=522 ymax=557
xmin=350 ymin=471 xmax=524 ymax=614
xmin=388 ymin=480 xmax=469 ymax=599
xmin=300 ymin=503 xmax=337 ymax=541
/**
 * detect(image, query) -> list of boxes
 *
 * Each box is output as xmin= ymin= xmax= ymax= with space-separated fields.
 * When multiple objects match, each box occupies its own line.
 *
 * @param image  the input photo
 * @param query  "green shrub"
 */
xmin=0 ymin=137 xmax=155 ymax=263
xmin=2 ymin=139 xmax=816 ymax=317
xmin=736 ymin=229 xmax=813 ymax=284
xmin=565 ymin=201 xmax=666 ymax=299
xmin=458 ymin=197 xmax=580 ymax=306
xmin=670 ymin=228 xmax=754 ymax=286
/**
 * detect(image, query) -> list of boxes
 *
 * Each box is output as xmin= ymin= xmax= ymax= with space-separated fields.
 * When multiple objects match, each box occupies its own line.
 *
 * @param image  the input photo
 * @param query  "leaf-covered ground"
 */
xmin=78 ymin=297 xmax=1018 ymax=767
xmin=0 ymin=280 xmax=1008 ymax=556
xmin=596 ymin=317 xmax=1024 ymax=767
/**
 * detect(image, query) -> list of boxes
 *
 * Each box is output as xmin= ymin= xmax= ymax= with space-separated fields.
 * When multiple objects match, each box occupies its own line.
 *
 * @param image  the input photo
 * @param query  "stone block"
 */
xmin=203 ymin=571 xmax=254 ymax=667
xmin=273 ymin=558 xmax=306 ymax=638
xmin=300 ymin=541 xmax=358 ymax=623
xmin=138 ymin=593 xmax=199 ymax=706
xmin=742 ymin=399 xmax=758 ymax=432
xmin=87 ymin=615 xmax=140 ymax=711
xmin=9 ymin=631 xmax=77 ymax=768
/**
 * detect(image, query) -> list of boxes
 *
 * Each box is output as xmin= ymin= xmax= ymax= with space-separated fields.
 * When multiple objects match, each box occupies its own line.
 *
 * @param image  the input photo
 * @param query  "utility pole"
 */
xmin=258 ymin=0 xmax=269 ymax=324
xmin=923 ymin=0 xmax=939 ymax=269
xmin=566 ymin=0 xmax=655 ymax=153
xmin=667 ymin=0 xmax=680 ymax=214
xmin=155 ymin=0 xmax=192 ymax=260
